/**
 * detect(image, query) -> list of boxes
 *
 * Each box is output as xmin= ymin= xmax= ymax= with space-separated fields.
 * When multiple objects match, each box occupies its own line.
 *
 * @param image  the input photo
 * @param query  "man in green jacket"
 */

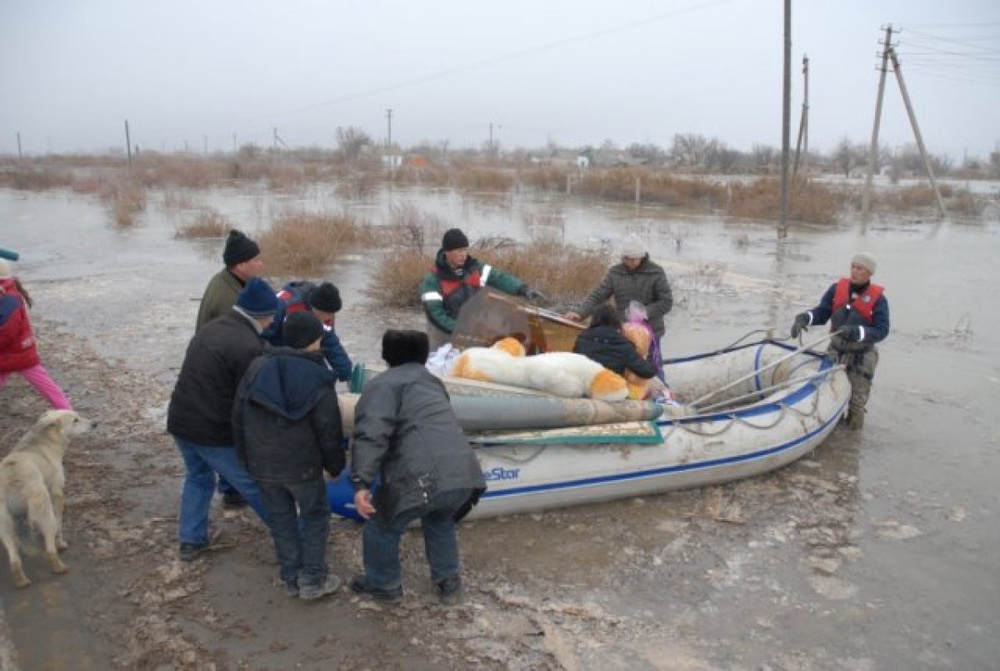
xmin=194 ymin=228 xmax=265 ymax=508
xmin=196 ymin=229 xmax=265 ymax=331
xmin=419 ymin=228 xmax=542 ymax=350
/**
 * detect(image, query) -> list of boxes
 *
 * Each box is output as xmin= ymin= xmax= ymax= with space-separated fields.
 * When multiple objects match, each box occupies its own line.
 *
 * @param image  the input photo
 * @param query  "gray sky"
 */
xmin=2 ymin=0 xmax=998 ymax=160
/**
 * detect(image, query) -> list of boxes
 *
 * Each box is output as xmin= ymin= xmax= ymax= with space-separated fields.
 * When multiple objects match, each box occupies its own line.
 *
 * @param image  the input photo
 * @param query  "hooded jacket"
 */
xmin=575 ymin=255 xmax=673 ymax=339
xmin=573 ymin=324 xmax=657 ymax=379
xmin=0 ymin=279 xmax=39 ymax=372
xmin=232 ymin=347 xmax=345 ymax=483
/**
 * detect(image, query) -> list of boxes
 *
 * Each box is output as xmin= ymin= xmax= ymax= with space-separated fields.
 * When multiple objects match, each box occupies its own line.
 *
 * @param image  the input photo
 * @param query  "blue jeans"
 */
xmin=259 ymin=479 xmax=330 ymax=588
xmin=361 ymin=488 xmax=472 ymax=590
xmin=174 ymin=437 xmax=269 ymax=545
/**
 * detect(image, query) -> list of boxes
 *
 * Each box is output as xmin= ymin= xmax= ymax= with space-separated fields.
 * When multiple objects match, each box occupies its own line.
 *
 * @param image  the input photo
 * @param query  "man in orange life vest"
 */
xmin=420 ymin=228 xmax=543 ymax=350
xmin=790 ymin=252 xmax=890 ymax=430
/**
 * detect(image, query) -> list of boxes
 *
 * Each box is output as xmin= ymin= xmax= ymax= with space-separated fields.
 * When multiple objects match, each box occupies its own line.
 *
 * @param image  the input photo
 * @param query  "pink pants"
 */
xmin=0 ymin=362 xmax=73 ymax=410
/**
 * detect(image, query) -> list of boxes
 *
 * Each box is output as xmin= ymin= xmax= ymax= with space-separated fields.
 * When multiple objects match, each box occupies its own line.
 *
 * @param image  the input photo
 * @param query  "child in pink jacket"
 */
xmin=0 ymin=259 xmax=72 ymax=409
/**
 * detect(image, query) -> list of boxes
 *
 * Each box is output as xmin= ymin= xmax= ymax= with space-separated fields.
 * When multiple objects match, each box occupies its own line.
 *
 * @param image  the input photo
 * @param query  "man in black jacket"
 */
xmin=233 ymin=311 xmax=346 ymax=600
xmin=167 ymin=277 xmax=279 ymax=562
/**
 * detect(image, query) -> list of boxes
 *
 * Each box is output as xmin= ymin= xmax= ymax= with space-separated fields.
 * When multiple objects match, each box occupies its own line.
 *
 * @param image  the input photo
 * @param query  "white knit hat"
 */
xmin=621 ymin=234 xmax=646 ymax=258
xmin=851 ymin=252 xmax=877 ymax=275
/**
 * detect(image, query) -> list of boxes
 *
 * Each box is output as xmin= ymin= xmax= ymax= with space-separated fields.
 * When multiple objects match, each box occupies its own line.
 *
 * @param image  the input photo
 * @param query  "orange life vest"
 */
xmin=832 ymin=278 xmax=884 ymax=325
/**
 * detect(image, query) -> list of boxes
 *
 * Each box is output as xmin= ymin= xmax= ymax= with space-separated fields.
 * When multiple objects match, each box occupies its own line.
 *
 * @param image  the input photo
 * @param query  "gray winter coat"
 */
xmin=350 ymin=362 xmax=486 ymax=523
xmin=576 ymin=255 xmax=673 ymax=339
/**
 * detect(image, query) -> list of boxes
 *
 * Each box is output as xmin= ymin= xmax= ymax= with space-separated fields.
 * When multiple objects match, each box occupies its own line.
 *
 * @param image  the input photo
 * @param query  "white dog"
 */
xmin=0 ymin=409 xmax=96 ymax=588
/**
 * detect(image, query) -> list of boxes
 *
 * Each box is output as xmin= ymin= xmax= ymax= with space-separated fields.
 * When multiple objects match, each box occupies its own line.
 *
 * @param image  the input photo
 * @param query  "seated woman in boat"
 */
xmin=572 ymin=304 xmax=658 ymax=399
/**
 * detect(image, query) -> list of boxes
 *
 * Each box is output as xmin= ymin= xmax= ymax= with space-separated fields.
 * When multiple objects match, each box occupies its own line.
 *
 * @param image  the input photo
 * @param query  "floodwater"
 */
xmin=2 ymin=183 xmax=1000 ymax=669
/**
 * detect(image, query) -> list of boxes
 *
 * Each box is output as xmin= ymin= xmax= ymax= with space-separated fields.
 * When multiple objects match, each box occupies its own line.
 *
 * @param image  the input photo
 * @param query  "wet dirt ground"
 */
xmin=1 ymin=185 xmax=999 ymax=670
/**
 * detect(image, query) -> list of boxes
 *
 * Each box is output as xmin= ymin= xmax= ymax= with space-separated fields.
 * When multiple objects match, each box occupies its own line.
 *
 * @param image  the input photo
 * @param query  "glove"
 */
xmin=840 ymin=325 xmax=863 ymax=342
xmin=790 ymin=313 xmax=810 ymax=338
xmin=522 ymin=286 xmax=546 ymax=302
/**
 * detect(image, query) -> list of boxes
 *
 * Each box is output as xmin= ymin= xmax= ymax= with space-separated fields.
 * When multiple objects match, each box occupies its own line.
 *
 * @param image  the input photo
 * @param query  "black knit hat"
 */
xmin=309 ymin=282 xmax=342 ymax=313
xmin=235 ymin=277 xmax=279 ymax=317
xmin=382 ymin=330 xmax=430 ymax=367
xmin=441 ymin=228 xmax=470 ymax=251
xmin=223 ymin=229 xmax=261 ymax=267
xmin=283 ymin=311 xmax=325 ymax=349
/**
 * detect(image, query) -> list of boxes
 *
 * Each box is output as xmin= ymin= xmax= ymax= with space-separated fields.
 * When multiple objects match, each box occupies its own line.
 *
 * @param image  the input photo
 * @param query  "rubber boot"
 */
xmin=847 ymin=406 xmax=865 ymax=430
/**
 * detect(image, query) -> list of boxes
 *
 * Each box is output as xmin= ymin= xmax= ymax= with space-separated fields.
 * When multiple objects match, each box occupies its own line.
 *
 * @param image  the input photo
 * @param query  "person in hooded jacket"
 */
xmin=233 ymin=311 xmax=346 ymax=600
xmin=572 ymin=304 xmax=658 ymax=380
xmin=0 ymin=259 xmax=72 ymax=409
xmin=349 ymin=329 xmax=486 ymax=604
xmin=419 ymin=227 xmax=543 ymax=350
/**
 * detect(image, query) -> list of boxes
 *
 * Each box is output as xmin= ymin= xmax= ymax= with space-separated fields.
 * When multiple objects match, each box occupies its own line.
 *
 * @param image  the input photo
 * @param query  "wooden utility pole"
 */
xmin=862 ymin=26 xmax=892 ymax=222
xmin=124 ymin=120 xmax=132 ymax=169
xmin=778 ymin=0 xmax=791 ymax=238
xmin=793 ymin=54 xmax=809 ymax=177
xmin=888 ymin=46 xmax=947 ymax=218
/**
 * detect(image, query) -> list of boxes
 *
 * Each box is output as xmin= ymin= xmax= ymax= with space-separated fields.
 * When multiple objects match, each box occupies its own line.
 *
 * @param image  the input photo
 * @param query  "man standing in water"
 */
xmin=790 ymin=252 xmax=890 ymax=429
xmin=420 ymin=228 xmax=543 ymax=350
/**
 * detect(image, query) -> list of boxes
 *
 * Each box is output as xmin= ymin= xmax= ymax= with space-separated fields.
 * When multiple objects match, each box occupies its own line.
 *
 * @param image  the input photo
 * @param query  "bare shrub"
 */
xmin=477 ymin=237 xmax=609 ymax=306
xmin=382 ymin=203 xmax=447 ymax=252
xmin=454 ymin=167 xmax=516 ymax=193
xmin=175 ymin=208 xmax=233 ymax=238
xmin=363 ymin=247 xmax=429 ymax=308
xmin=99 ymin=180 xmax=147 ymax=227
xmin=0 ymin=166 xmax=74 ymax=190
xmin=258 ymin=211 xmax=373 ymax=276
xmin=519 ymin=165 xmax=572 ymax=192
xmin=726 ymin=178 xmax=841 ymax=225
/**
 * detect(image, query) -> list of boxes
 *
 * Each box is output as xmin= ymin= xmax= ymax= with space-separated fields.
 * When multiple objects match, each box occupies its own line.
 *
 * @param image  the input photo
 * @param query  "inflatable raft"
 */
xmin=328 ymin=338 xmax=850 ymax=520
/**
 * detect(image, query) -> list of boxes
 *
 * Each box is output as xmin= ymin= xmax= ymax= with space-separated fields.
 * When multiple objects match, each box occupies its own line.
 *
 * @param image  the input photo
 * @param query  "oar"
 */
xmin=694 ymin=364 xmax=845 ymax=414
xmin=0 ymin=247 xmax=19 ymax=261
xmin=687 ymin=330 xmax=838 ymax=409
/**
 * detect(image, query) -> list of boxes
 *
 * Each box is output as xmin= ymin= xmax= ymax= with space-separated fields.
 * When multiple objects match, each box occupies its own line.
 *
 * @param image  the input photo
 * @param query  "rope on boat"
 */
xmin=695 ymin=365 xmax=845 ymax=414
xmin=659 ymin=380 xmax=825 ymax=438
xmin=688 ymin=331 xmax=837 ymax=410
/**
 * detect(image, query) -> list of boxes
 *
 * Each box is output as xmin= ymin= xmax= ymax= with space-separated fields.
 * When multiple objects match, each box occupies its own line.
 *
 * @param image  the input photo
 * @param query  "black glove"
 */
xmin=522 ymin=286 xmax=546 ymax=302
xmin=790 ymin=313 xmax=810 ymax=338
xmin=840 ymin=325 xmax=863 ymax=342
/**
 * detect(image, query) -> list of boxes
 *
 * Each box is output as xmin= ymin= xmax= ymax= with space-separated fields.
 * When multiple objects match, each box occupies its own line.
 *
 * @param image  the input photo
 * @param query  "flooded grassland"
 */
xmin=1 ymin=185 xmax=999 ymax=669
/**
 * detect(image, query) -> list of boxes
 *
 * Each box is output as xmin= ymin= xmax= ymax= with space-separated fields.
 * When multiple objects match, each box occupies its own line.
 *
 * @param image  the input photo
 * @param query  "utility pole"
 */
xmin=16 ymin=132 xmax=22 ymax=161
xmin=124 ymin=119 xmax=132 ymax=169
xmin=793 ymin=54 xmax=809 ymax=178
xmin=888 ymin=45 xmax=946 ymax=218
xmin=778 ymin=0 xmax=791 ymax=239
xmin=385 ymin=108 xmax=395 ymax=177
xmin=862 ymin=25 xmax=893 ymax=223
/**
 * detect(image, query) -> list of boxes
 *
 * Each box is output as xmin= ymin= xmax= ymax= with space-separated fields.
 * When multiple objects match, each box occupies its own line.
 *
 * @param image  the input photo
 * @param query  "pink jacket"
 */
xmin=0 ymin=277 xmax=40 ymax=372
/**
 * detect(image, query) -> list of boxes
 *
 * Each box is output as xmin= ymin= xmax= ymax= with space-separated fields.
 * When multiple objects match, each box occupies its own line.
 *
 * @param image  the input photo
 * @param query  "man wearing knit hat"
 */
xmin=790 ymin=252 xmax=890 ymax=429
xmin=168 ymin=277 xmax=280 ymax=561
xmin=565 ymin=233 xmax=673 ymax=366
xmin=196 ymin=229 xmax=264 ymax=331
xmin=234 ymin=311 xmax=345 ymax=600
xmin=265 ymin=280 xmax=353 ymax=383
xmin=419 ymin=227 xmax=544 ymax=349
xmin=194 ymin=229 xmax=265 ymax=508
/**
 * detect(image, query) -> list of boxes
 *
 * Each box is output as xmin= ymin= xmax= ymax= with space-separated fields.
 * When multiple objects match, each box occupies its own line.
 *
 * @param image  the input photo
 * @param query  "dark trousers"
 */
xmin=259 ymin=478 xmax=331 ymax=588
